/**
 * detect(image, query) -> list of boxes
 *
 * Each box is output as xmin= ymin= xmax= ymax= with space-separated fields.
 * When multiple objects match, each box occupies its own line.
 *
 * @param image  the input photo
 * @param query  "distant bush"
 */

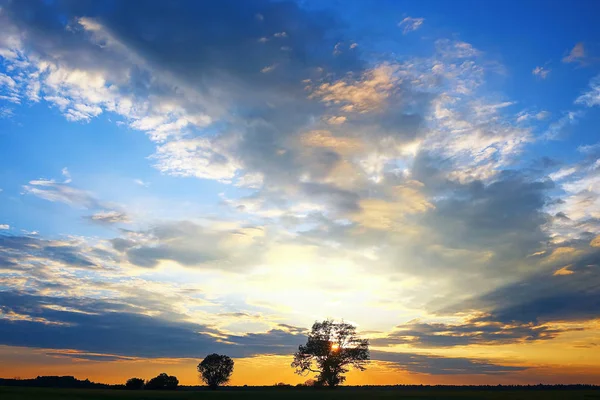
xmin=125 ymin=377 xmax=145 ymax=390
xmin=145 ymin=373 xmax=178 ymax=390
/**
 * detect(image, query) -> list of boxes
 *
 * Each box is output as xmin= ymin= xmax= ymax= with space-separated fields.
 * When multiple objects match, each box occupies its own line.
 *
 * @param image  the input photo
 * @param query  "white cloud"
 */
xmin=532 ymin=66 xmax=550 ymax=79
xmin=516 ymin=110 xmax=550 ymax=123
xmin=235 ymin=173 xmax=264 ymax=189
xmin=0 ymin=224 xmax=9 ymax=230
xmin=0 ymin=106 xmax=13 ymax=118
xmin=549 ymin=167 xmax=578 ymax=181
xmin=398 ymin=17 xmax=424 ymax=34
xmin=261 ymin=64 xmax=277 ymax=73
xmin=133 ymin=179 xmax=150 ymax=187
xmin=152 ymin=137 xmax=241 ymax=182
xmin=23 ymin=179 xmax=98 ymax=208
xmin=576 ymin=75 xmax=600 ymax=107
xmin=61 ymin=167 xmax=72 ymax=184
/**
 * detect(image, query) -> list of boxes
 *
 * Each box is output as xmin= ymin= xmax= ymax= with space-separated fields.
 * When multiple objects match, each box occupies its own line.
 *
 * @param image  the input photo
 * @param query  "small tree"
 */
xmin=125 ymin=377 xmax=144 ymax=390
xmin=292 ymin=319 xmax=369 ymax=387
xmin=197 ymin=353 xmax=234 ymax=389
xmin=145 ymin=373 xmax=178 ymax=390
xmin=304 ymin=378 xmax=316 ymax=387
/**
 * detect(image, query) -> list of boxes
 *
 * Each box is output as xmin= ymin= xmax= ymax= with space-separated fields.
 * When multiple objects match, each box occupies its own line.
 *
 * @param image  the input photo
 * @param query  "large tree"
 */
xmin=197 ymin=353 xmax=234 ymax=389
xmin=292 ymin=320 xmax=369 ymax=387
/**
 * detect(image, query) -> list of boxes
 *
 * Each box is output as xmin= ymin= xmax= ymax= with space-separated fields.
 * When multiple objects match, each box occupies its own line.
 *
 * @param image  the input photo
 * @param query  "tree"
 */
xmin=125 ymin=377 xmax=144 ymax=390
xmin=197 ymin=354 xmax=234 ymax=389
xmin=144 ymin=373 xmax=178 ymax=390
xmin=303 ymin=379 xmax=316 ymax=387
xmin=292 ymin=319 xmax=369 ymax=387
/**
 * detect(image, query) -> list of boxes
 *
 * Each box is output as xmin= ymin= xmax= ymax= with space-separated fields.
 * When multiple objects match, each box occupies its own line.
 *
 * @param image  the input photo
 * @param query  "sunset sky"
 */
xmin=0 ymin=0 xmax=600 ymax=386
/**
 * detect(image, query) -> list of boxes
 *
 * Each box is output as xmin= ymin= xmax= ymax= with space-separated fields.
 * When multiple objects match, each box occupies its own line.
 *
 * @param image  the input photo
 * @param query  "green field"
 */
xmin=1 ymin=387 xmax=599 ymax=400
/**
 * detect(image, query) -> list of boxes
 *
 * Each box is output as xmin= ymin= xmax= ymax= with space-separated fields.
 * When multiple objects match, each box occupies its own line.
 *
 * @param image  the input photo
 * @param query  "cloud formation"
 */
xmin=563 ymin=43 xmax=586 ymax=65
xmin=398 ymin=17 xmax=425 ymax=34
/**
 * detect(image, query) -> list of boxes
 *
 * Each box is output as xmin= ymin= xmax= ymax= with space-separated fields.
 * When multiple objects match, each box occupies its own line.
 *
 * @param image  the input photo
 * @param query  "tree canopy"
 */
xmin=291 ymin=319 xmax=369 ymax=387
xmin=125 ymin=377 xmax=144 ymax=390
xmin=144 ymin=373 xmax=178 ymax=390
xmin=197 ymin=353 xmax=235 ymax=389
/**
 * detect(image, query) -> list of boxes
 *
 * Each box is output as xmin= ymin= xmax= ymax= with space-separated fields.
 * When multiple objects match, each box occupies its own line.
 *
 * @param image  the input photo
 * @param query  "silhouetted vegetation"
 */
xmin=144 ymin=373 xmax=179 ymax=390
xmin=0 ymin=376 xmax=107 ymax=389
xmin=292 ymin=319 xmax=370 ymax=387
xmin=198 ymin=353 xmax=235 ymax=389
xmin=124 ymin=377 xmax=144 ymax=390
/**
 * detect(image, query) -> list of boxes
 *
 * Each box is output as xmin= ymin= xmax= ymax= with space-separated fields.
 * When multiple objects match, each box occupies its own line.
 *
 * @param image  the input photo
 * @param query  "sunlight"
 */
xmin=331 ymin=343 xmax=340 ymax=352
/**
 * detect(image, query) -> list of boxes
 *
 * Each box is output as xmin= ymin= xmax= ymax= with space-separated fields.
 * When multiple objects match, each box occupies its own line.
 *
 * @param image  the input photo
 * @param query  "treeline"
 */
xmin=0 ymin=376 xmax=108 ymax=389
xmin=0 ymin=374 xmax=178 ymax=390
xmin=0 ymin=376 xmax=598 ymax=391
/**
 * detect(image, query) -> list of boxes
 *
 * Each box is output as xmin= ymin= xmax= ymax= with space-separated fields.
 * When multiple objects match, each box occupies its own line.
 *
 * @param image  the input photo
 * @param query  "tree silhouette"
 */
xmin=144 ymin=373 xmax=178 ymax=390
xmin=125 ymin=377 xmax=144 ymax=390
xmin=197 ymin=353 xmax=234 ymax=389
xmin=292 ymin=319 xmax=369 ymax=387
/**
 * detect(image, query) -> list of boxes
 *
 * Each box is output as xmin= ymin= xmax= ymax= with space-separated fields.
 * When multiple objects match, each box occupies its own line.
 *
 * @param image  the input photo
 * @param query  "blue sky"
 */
xmin=1 ymin=0 xmax=600 ymax=385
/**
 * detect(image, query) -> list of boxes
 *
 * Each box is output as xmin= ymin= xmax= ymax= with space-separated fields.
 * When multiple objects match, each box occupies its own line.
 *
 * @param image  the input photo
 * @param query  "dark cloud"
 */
xmin=424 ymin=170 xmax=553 ymax=256
xmin=371 ymin=320 xmax=566 ymax=348
xmin=442 ymin=250 xmax=600 ymax=325
xmin=372 ymin=351 xmax=526 ymax=375
xmin=45 ymin=352 xmax=134 ymax=362
xmin=0 ymin=234 xmax=97 ymax=269
xmin=0 ymin=290 xmax=294 ymax=359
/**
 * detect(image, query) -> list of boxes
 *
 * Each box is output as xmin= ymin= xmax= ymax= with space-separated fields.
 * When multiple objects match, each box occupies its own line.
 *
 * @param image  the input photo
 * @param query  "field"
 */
xmin=1 ymin=387 xmax=600 ymax=400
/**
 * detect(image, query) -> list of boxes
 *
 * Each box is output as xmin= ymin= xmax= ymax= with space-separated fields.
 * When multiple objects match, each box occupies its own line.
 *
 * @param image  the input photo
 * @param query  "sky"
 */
xmin=0 ymin=0 xmax=600 ymax=386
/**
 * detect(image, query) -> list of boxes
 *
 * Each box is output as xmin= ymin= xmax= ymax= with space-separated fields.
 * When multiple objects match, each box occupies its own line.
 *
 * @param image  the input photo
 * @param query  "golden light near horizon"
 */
xmin=331 ymin=343 xmax=340 ymax=352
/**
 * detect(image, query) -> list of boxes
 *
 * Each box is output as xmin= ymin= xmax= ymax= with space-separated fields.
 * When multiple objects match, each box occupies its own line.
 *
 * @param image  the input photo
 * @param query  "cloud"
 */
xmin=372 ymin=351 xmax=526 ymax=375
xmin=562 ymin=43 xmax=586 ymax=65
xmin=372 ymin=319 xmax=566 ymax=348
xmin=133 ymin=179 xmax=150 ymax=187
xmin=110 ymin=221 xmax=266 ymax=270
xmin=443 ymin=249 xmax=600 ymax=324
xmin=0 ymin=234 xmax=99 ymax=270
xmin=61 ymin=168 xmax=72 ymax=184
xmin=22 ymin=171 xmax=130 ymax=225
xmin=576 ymin=74 xmax=600 ymax=107
xmin=532 ymin=66 xmax=550 ymax=79
xmin=23 ymin=179 xmax=100 ymax=209
xmin=309 ymin=64 xmax=400 ymax=113
xmin=398 ymin=17 xmax=425 ymax=34
xmin=87 ymin=211 xmax=131 ymax=225
xmin=516 ymin=110 xmax=550 ymax=123
xmin=435 ymin=39 xmax=480 ymax=59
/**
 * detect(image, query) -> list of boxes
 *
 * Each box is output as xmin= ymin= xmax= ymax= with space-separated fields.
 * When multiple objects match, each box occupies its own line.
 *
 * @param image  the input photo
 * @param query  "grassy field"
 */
xmin=1 ymin=387 xmax=600 ymax=400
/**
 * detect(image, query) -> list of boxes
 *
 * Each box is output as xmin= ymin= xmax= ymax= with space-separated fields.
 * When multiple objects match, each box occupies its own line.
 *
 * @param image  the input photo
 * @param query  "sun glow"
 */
xmin=331 ymin=343 xmax=340 ymax=352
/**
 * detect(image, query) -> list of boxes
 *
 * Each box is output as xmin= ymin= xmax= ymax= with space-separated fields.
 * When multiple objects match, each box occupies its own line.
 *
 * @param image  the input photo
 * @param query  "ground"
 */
xmin=1 ymin=387 xmax=599 ymax=399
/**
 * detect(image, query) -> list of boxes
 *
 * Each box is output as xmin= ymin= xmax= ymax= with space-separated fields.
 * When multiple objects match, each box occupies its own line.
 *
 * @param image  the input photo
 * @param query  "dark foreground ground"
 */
xmin=2 ymin=387 xmax=600 ymax=400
